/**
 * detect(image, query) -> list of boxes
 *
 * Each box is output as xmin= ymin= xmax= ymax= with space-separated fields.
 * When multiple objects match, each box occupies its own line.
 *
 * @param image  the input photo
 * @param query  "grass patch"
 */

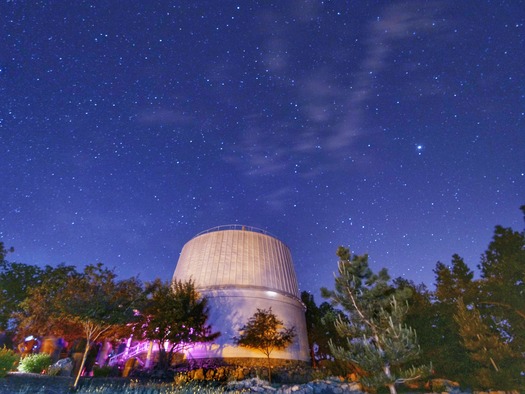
xmin=0 ymin=374 xmax=228 ymax=394
xmin=0 ymin=347 xmax=18 ymax=378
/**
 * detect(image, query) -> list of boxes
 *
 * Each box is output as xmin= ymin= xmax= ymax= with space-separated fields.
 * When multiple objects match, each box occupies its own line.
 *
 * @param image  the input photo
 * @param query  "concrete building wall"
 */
xmin=173 ymin=226 xmax=310 ymax=361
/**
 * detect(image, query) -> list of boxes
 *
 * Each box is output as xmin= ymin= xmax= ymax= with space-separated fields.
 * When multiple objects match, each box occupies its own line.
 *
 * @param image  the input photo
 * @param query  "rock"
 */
xmin=47 ymin=357 xmax=73 ymax=377
xmin=303 ymin=385 xmax=314 ymax=394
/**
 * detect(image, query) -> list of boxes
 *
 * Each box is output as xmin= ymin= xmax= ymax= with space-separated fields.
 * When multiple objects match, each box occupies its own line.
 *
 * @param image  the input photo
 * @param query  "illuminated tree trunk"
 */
xmin=73 ymin=338 xmax=90 ymax=389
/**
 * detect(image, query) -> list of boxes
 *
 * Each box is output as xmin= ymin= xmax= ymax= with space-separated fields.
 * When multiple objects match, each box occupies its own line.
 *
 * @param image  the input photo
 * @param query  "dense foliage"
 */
xmin=137 ymin=279 xmax=219 ymax=371
xmin=426 ymin=207 xmax=524 ymax=390
xmin=0 ymin=243 xmax=40 ymax=332
xmin=1 ymin=261 xmax=145 ymax=388
xmin=15 ymin=264 xmax=81 ymax=342
xmin=0 ymin=257 xmax=218 ymax=381
xmin=0 ymin=347 xmax=17 ymax=378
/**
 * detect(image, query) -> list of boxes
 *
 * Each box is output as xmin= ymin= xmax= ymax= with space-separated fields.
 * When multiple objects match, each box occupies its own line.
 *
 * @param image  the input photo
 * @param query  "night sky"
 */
xmin=1 ymin=1 xmax=523 ymax=297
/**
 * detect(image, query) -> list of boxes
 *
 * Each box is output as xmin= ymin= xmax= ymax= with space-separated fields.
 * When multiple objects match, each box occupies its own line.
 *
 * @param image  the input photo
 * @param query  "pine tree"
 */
xmin=469 ymin=207 xmax=525 ymax=390
xmin=322 ymin=247 xmax=430 ymax=394
xmin=454 ymin=298 xmax=519 ymax=390
xmin=393 ymin=279 xmax=436 ymax=373
xmin=434 ymin=254 xmax=474 ymax=304
xmin=477 ymin=221 xmax=525 ymax=353
xmin=430 ymin=255 xmax=476 ymax=382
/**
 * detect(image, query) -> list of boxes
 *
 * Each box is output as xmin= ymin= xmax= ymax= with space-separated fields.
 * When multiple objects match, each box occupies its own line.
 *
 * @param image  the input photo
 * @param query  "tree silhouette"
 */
xmin=301 ymin=291 xmax=350 ymax=369
xmin=138 ymin=279 xmax=219 ymax=371
xmin=0 ymin=245 xmax=42 ymax=332
xmin=478 ymin=222 xmax=525 ymax=350
xmin=429 ymin=254 xmax=476 ymax=382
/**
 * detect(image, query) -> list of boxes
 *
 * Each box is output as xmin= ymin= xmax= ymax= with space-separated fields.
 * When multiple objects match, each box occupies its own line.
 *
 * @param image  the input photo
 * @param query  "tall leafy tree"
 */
xmin=0 ymin=245 xmax=83 ymax=338
xmin=233 ymin=307 xmax=296 ymax=383
xmin=15 ymin=264 xmax=80 ymax=341
xmin=53 ymin=263 xmax=144 ymax=389
xmin=139 ymin=279 xmax=219 ymax=371
xmin=0 ymin=245 xmax=42 ymax=332
xmin=321 ymin=247 xmax=429 ymax=394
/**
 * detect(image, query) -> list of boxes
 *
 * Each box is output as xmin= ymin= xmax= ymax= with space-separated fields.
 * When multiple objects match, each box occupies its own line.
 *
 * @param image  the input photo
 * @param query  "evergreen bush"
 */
xmin=17 ymin=353 xmax=52 ymax=374
xmin=0 ymin=347 xmax=18 ymax=378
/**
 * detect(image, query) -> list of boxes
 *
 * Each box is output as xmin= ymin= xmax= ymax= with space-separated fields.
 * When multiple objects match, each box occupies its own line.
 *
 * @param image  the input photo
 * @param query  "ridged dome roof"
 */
xmin=173 ymin=225 xmax=300 ymax=298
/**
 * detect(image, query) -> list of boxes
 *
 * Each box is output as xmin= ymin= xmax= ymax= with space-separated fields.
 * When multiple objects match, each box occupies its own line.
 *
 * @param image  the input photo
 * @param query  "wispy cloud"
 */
xmin=223 ymin=117 xmax=291 ymax=176
xmin=229 ymin=2 xmax=446 ymax=179
xmin=261 ymin=186 xmax=294 ymax=211
xmin=323 ymin=2 xmax=443 ymax=153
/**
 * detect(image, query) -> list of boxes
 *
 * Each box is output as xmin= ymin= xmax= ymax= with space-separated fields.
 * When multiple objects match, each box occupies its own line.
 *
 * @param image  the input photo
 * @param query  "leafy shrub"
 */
xmin=0 ymin=347 xmax=18 ymax=378
xmin=17 ymin=353 xmax=52 ymax=373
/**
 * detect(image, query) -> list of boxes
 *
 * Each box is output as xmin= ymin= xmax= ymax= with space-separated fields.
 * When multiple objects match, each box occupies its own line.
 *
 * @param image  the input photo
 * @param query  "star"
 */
xmin=1 ymin=1 xmax=523 ymax=297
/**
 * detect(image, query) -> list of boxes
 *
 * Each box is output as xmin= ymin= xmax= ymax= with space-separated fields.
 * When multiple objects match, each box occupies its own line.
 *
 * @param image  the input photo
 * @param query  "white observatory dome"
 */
xmin=173 ymin=225 xmax=309 ymax=361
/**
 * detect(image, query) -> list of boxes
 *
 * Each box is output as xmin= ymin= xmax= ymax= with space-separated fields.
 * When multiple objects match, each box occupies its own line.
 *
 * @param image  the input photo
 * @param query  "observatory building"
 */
xmin=172 ymin=225 xmax=310 ymax=361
